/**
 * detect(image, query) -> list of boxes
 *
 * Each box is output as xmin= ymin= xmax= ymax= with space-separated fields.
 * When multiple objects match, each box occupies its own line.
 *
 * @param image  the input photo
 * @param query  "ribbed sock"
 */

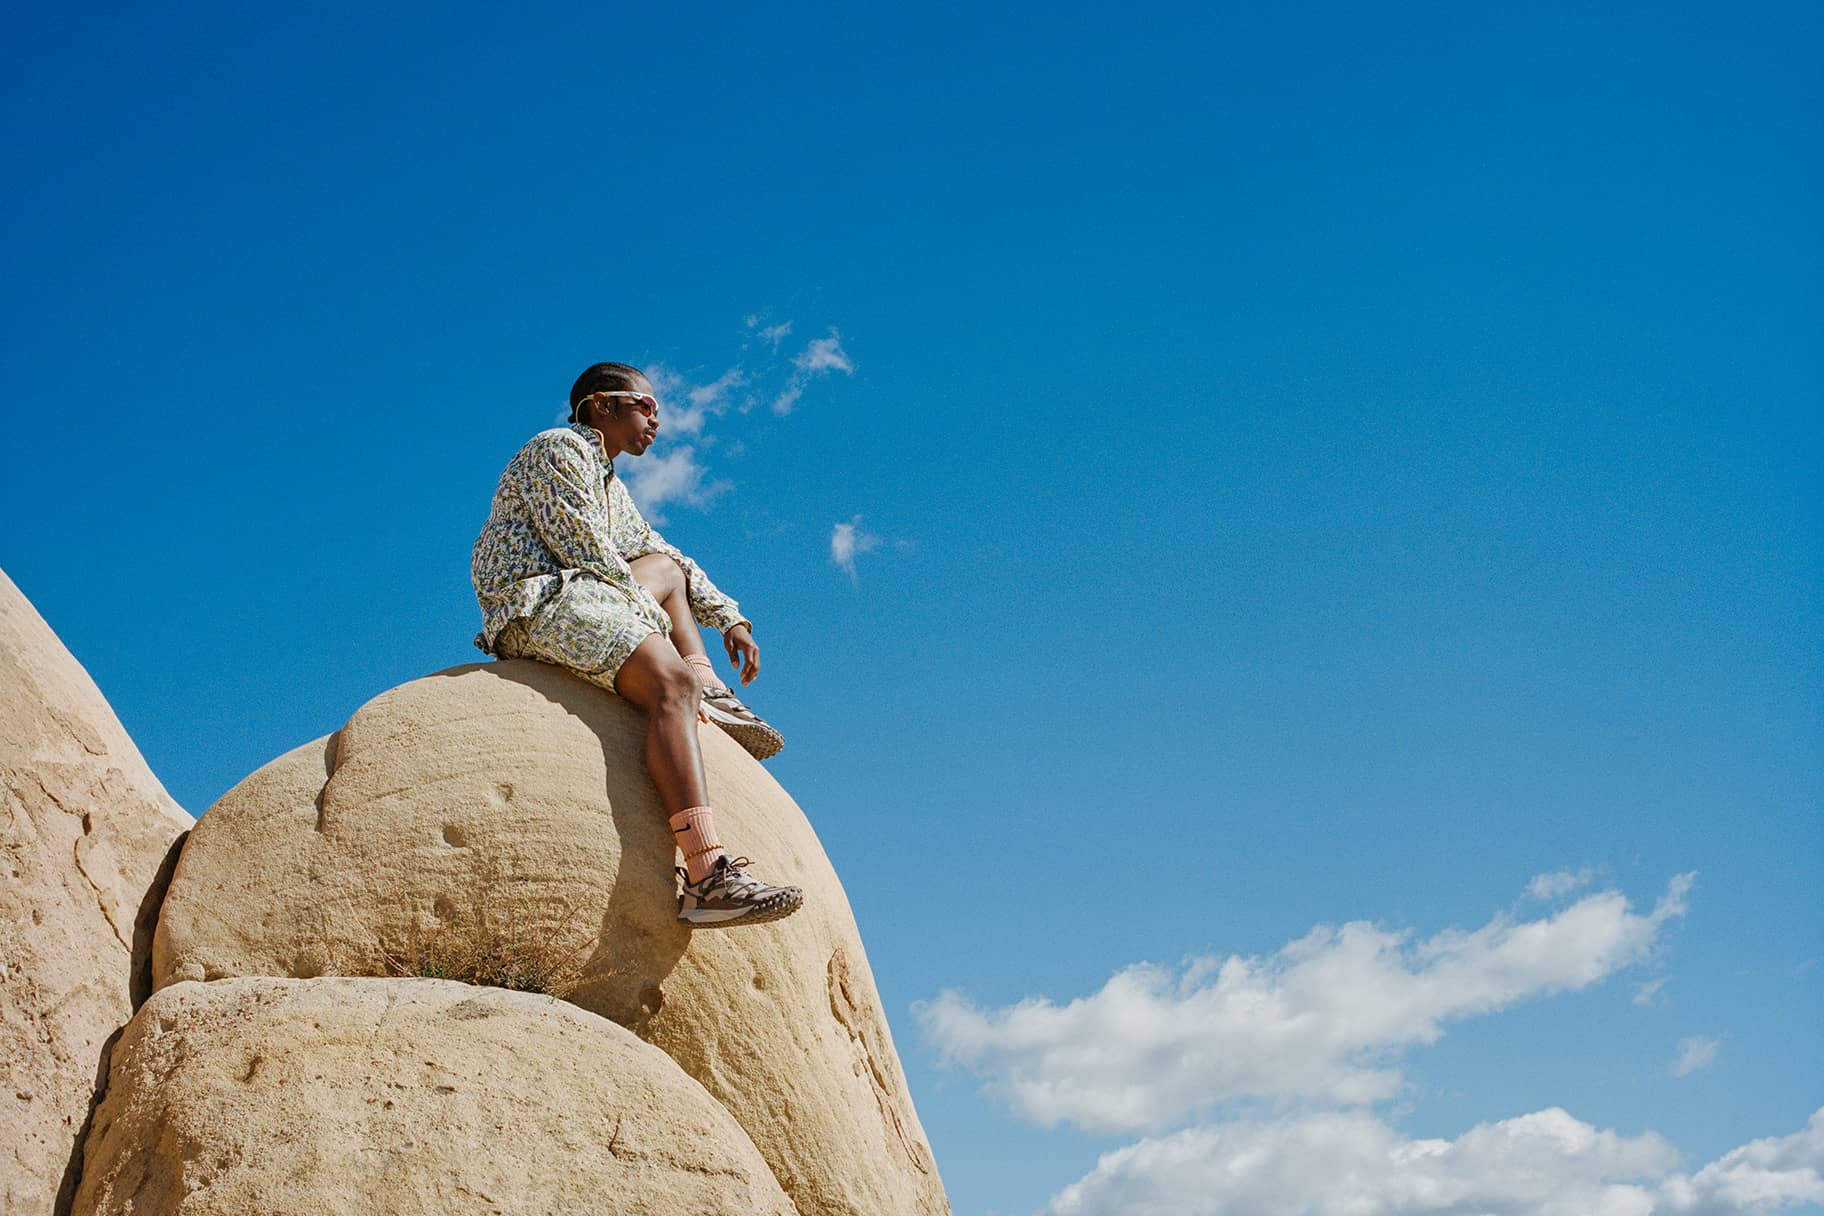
xmin=682 ymin=653 xmax=728 ymax=694
xmin=669 ymin=806 xmax=725 ymax=883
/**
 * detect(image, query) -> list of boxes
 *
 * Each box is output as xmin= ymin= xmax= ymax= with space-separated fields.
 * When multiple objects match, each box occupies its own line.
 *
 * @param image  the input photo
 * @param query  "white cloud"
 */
xmin=794 ymin=331 xmax=853 ymax=374
xmin=644 ymin=363 xmax=744 ymax=437
xmin=1672 ymin=1035 xmax=1721 ymax=1078
xmin=1660 ymin=1108 xmax=1824 ymax=1213
xmin=1528 ymin=868 xmax=1596 ymax=901
xmin=771 ymin=382 xmax=805 ymax=415
xmin=920 ymin=875 xmax=1695 ymax=1133
xmin=689 ymin=372 xmax=743 ymax=406
xmin=643 ymin=364 xmax=692 ymax=421
xmin=1634 ymin=977 xmax=1670 ymax=1007
xmin=1043 ymin=1106 xmax=1824 ymax=1216
xmin=830 ymin=515 xmax=881 ymax=581
xmin=616 ymin=317 xmax=850 ymax=518
xmin=622 ymin=444 xmax=729 ymax=522
xmin=1047 ymin=1109 xmax=1675 ymax=1216
xmin=743 ymin=314 xmax=794 ymax=350
xmin=774 ymin=329 xmax=854 ymax=414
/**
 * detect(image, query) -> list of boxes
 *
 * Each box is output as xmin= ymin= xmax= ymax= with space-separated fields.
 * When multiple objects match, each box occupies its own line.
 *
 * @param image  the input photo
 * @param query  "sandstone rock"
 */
xmin=153 ymin=660 xmax=947 ymax=1216
xmin=73 ymin=976 xmax=797 ymax=1215
xmin=1 ymin=567 xmax=193 ymax=1216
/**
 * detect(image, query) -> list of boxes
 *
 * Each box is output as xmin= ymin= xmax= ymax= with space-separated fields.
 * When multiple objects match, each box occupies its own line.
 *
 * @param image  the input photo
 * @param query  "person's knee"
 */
xmin=632 ymin=553 xmax=686 ymax=603
xmin=614 ymin=634 xmax=698 ymax=710
xmin=649 ymin=662 xmax=701 ymax=718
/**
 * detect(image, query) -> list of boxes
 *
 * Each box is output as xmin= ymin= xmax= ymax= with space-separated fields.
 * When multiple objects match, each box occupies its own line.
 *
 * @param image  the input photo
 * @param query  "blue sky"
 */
xmin=3 ymin=3 xmax=1819 ymax=1212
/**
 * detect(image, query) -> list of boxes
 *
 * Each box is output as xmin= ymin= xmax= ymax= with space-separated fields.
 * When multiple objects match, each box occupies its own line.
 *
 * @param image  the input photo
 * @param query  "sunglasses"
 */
xmin=586 ymin=390 xmax=659 ymax=417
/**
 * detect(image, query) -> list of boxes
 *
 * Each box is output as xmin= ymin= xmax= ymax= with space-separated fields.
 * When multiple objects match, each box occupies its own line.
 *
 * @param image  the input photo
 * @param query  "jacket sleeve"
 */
xmin=614 ymin=478 xmax=749 ymax=634
xmin=513 ymin=434 xmax=641 ymax=596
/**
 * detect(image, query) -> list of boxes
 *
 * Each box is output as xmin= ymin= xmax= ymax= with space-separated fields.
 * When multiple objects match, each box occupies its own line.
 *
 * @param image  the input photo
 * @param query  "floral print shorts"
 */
xmin=493 ymin=573 xmax=672 ymax=690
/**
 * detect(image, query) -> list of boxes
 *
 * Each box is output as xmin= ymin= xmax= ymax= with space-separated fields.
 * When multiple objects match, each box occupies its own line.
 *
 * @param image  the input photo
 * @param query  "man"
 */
xmin=471 ymin=362 xmax=801 ymax=928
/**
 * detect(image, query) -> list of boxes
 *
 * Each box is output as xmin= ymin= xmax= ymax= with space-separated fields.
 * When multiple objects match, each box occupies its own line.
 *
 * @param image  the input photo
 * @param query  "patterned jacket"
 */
xmin=471 ymin=424 xmax=747 ymax=653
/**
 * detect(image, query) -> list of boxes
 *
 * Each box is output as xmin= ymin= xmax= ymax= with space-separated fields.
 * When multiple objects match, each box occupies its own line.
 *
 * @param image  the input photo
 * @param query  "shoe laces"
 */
xmin=680 ymin=858 xmax=745 ymax=891
xmin=717 ymin=856 xmax=768 ymax=894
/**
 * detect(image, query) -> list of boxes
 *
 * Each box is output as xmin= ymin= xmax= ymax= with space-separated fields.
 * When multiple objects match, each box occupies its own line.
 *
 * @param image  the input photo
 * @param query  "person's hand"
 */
xmin=724 ymin=623 xmax=760 ymax=685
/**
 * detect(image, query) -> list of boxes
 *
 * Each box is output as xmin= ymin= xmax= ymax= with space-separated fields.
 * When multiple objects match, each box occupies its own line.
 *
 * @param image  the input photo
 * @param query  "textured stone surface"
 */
xmin=1 ymin=567 xmax=193 ymax=1216
xmin=73 ymin=977 xmax=797 ymax=1216
xmin=153 ymin=660 xmax=947 ymax=1216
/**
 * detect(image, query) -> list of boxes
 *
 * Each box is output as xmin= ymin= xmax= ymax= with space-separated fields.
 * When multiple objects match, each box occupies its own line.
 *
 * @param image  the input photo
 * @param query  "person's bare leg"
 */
xmin=611 ymin=632 xmax=707 ymax=813
xmin=615 ymin=622 xmax=804 ymax=924
xmin=631 ymin=554 xmax=783 ymax=759
xmin=630 ymin=554 xmax=707 ymax=663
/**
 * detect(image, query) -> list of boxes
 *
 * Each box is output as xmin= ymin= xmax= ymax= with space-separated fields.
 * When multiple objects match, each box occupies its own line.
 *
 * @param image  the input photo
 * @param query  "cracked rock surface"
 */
xmin=1 ymin=568 xmax=193 ymax=1216
xmin=73 ymin=977 xmax=796 ymax=1216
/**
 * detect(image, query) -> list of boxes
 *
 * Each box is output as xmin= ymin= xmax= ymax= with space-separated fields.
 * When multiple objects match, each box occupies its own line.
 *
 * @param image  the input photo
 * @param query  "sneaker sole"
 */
xmin=679 ymin=888 xmax=805 ymax=929
xmin=700 ymin=706 xmax=785 ymax=760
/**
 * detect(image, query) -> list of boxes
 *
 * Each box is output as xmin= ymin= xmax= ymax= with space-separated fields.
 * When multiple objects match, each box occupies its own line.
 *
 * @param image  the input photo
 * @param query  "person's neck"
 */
xmin=579 ymin=421 xmax=621 ymax=461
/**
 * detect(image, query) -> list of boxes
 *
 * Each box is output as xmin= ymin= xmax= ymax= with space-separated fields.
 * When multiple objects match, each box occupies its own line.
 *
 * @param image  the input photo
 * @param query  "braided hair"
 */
xmin=568 ymin=362 xmax=647 ymax=422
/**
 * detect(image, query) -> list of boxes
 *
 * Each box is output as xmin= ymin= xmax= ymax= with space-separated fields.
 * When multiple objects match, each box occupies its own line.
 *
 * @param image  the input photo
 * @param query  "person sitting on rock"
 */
xmin=470 ymin=361 xmax=802 ymax=929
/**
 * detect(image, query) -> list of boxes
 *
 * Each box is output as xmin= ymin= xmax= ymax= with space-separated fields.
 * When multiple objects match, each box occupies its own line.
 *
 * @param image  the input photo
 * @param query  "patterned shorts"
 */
xmin=494 ymin=574 xmax=672 ymax=690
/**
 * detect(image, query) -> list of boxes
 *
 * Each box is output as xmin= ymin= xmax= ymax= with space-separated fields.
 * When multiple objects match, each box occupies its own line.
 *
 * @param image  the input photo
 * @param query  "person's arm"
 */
xmin=614 ymin=477 xmax=750 ymax=636
xmin=512 ymin=433 xmax=640 ymax=595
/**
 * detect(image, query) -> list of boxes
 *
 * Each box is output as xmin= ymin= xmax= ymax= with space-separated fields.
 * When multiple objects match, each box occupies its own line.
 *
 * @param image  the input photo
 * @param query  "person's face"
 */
xmin=584 ymin=374 xmax=660 ymax=455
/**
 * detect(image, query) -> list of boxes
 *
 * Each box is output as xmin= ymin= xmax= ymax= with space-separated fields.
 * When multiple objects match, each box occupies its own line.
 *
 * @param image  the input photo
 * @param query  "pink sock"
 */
xmin=682 ymin=653 xmax=727 ymax=693
xmin=669 ymin=806 xmax=726 ymax=883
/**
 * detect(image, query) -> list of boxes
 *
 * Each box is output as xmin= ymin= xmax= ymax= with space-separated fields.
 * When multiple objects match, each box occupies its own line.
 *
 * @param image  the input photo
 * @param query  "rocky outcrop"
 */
xmin=1 ymin=568 xmax=193 ymax=1216
xmin=153 ymin=660 xmax=947 ymax=1216
xmin=73 ymin=977 xmax=797 ymax=1216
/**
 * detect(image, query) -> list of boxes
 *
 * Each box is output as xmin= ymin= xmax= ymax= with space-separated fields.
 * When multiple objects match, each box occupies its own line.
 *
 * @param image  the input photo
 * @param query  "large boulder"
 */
xmin=153 ymin=660 xmax=947 ymax=1216
xmin=1 ymin=568 xmax=193 ymax=1216
xmin=73 ymin=976 xmax=797 ymax=1215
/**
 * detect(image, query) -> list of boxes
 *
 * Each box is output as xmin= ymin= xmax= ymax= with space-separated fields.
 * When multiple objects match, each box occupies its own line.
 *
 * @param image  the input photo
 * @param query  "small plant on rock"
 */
xmin=375 ymin=878 xmax=608 ymax=999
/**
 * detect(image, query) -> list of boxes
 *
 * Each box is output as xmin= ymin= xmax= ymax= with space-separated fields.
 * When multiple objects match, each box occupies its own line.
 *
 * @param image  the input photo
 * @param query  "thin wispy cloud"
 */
xmin=1527 ymin=868 xmax=1596 ymax=901
xmin=681 ymin=366 xmax=748 ymax=436
xmin=618 ymin=314 xmax=852 ymax=519
xmin=644 ymin=364 xmax=736 ymax=438
xmin=794 ymin=331 xmax=853 ymax=374
xmin=1633 ymin=977 xmax=1670 ymax=1007
xmin=742 ymin=314 xmax=794 ymax=352
xmin=1672 ymin=1035 xmax=1721 ymax=1078
xmin=831 ymin=516 xmax=881 ymax=582
xmin=773 ymin=328 xmax=854 ymax=414
xmin=921 ymin=874 xmax=1695 ymax=1134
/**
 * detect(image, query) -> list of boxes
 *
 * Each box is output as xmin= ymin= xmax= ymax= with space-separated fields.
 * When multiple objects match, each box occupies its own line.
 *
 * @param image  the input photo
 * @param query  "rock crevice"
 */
xmin=1 ymin=568 xmax=193 ymax=1216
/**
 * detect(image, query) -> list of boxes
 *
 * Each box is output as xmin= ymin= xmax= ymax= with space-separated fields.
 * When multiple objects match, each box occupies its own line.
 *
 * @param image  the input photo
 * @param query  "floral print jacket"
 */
xmin=471 ymin=424 xmax=747 ymax=653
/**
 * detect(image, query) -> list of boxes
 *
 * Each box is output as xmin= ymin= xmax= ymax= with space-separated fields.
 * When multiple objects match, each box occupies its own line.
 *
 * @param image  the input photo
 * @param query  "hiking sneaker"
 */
xmin=700 ymin=686 xmax=785 ymax=760
xmin=677 ymin=856 xmax=804 ymax=928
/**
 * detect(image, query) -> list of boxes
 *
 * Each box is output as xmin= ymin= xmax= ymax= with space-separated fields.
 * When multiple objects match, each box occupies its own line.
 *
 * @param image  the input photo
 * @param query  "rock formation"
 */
xmin=1 ymin=568 xmax=193 ymax=1216
xmin=73 ymin=977 xmax=796 ymax=1216
xmin=3 ymin=564 xmax=946 ymax=1215
xmin=152 ymin=659 xmax=947 ymax=1215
